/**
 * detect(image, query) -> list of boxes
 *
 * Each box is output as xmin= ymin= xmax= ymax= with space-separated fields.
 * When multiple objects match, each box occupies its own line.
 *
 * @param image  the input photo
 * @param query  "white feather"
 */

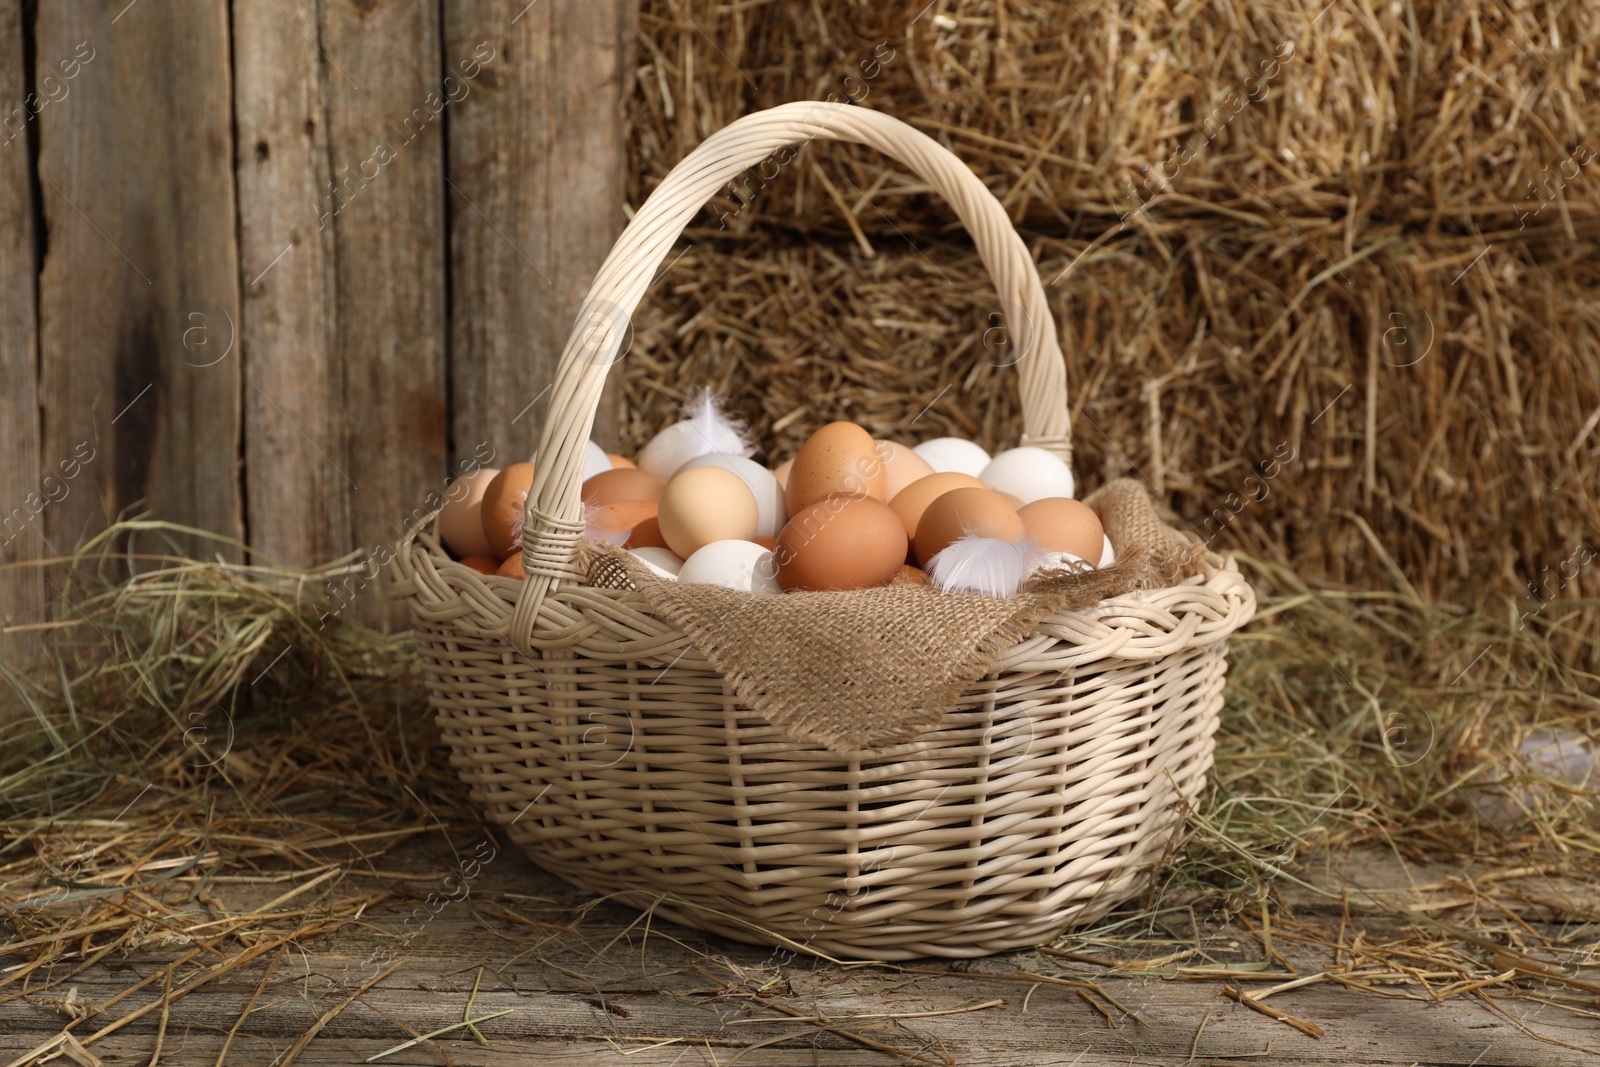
xmin=927 ymin=536 xmax=1050 ymax=598
xmin=684 ymin=388 xmax=753 ymax=457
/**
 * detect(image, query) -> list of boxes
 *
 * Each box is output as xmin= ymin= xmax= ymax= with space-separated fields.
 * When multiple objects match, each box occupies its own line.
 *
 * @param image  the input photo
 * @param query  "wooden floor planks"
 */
xmin=2 ymin=843 xmax=1595 ymax=1066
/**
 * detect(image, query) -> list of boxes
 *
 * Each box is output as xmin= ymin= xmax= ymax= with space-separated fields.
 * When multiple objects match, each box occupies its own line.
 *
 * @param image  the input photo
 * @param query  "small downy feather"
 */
xmin=684 ymin=387 xmax=754 ymax=458
xmin=583 ymin=503 xmax=630 ymax=546
xmin=927 ymin=536 xmax=1051 ymax=598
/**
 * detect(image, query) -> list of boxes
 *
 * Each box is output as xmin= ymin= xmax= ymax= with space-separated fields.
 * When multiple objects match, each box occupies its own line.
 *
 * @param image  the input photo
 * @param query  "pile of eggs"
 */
xmin=435 ymin=407 xmax=1112 ymax=599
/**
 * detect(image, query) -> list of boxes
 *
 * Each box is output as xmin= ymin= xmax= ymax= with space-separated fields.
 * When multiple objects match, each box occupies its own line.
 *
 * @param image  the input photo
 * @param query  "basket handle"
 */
xmin=510 ymin=101 xmax=1070 ymax=652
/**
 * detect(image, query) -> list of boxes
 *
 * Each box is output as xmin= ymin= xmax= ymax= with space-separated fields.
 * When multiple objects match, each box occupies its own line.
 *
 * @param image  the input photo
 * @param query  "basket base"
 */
xmin=504 ymin=816 xmax=1171 ymax=961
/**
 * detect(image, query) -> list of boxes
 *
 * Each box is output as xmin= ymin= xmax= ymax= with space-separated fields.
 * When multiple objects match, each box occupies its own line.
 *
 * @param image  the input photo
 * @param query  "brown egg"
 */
xmin=582 ymin=468 xmax=667 ymax=507
xmin=480 ymin=462 xmax=537 ymax=558
xmin=588 ymin=500 xmax=658 ymax=541
xmin=772 ymin=458 xmax=793 ymax=490
xmin=995 ymin=490 xmax=1025 ymax=510
xmin=457 ymin=553 xmax=500 ymax=575
xmin=784 ymin=422 xmax=886 ymax=514
xmin=913 ymin=487 xmax=1024 ymax=565
xmin=887 ymin=472 xmax=987 ymax=541
xmin=751 ymin=535 xmax=777 ymax=550
xmin=657 ymin=466 xmax=759 ymax=559
xmin=893 ymin=564 xmax=931 ymax=585
xmin=876 ymin=441 xmax=936 ymax=501
xmin=438 ymin=467 xmax=499 ymax=558
xmin=1018 ymin=497 xmax=1105 ymax=560
xmin=624 ymin=515 xmax=669 ymax=550
xmin=774 ymin=497 xmax=908 ymax=591
xmin=496 ymin=555 xmax=525 ymax=579
xmin=607 ymin=453 xmax=636 ymax=469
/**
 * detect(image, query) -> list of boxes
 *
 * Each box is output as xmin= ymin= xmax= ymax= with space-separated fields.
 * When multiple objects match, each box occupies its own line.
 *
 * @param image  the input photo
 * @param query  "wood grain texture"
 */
xmin=446 ymin=0 xmax=631 ymax=467
xmin=35 ymin=0 xmax=242 ymax=561
xmin=233 ymin=0 xmax=344 ymax=567
xmin=0 ymin=0 xmax=41 ymax=674
xmin=317 ymin=0 xmax=447 ymax=614
xmin=0 ymin=847 xmax=1591 ymax=1066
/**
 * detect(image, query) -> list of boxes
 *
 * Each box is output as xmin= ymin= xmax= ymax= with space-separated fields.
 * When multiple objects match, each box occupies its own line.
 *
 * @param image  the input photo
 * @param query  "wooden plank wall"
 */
xmin=0 ymin=0 xmax=40 ymax=667
xmin=0 ymin=0 xmax=632 ymax=654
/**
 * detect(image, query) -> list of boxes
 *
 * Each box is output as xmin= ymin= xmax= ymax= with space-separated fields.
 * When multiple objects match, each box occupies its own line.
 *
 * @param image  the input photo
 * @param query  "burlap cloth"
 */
xmin=581 ymin=479 xmax=1205 ymax=752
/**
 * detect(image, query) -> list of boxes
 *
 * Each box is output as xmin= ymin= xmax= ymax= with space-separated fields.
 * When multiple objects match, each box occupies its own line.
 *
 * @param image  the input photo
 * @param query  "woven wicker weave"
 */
xmin=393 ymin=102 xmax=1255 ymax=960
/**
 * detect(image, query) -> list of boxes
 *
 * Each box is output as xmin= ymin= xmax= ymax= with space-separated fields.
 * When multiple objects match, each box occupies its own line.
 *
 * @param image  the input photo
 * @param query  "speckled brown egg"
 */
xmin=588 ymin=500 xmax=659 ymax=542
xmin=912 ymin=487 xmax=1024 ymax=565
xmin=784 ymin=422 xmax=886 ymax=514
xmin=887 ymin=472 xmax=986 ymax=541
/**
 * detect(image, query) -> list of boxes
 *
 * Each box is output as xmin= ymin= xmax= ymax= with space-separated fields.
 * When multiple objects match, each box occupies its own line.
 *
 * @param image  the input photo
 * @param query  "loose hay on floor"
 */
xmin=1 ymin=524 xmax=1596 ymax=1060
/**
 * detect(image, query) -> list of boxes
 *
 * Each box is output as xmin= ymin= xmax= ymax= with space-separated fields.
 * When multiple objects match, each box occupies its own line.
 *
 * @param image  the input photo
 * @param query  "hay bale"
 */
xmin=619 ymin=0 xmax=1600 ymax=605
xmin=629 ymin=1 xmax=1600 ymax=234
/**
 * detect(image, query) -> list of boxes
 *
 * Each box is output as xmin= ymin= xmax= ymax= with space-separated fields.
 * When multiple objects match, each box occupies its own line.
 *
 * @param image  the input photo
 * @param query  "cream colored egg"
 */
xmin=680 ymin=453 xmax=787 ymax=539
xmin=1099 ymin=534 xmax=1115 ymax=567
xmin=657 ymin=466 xmax=760 ymax=559
xmin=438 ymin=467 xmax=499 ymax=558
xmin=875 ymin=440 xmax=936 ymax=501
xmin=678 ymin=539 xmax=782 ymax=594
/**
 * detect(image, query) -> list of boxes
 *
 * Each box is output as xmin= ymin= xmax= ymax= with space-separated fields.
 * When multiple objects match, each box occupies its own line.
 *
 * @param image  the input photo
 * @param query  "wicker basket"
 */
xmin=393 ymin=101 xmax=1255 ymax=960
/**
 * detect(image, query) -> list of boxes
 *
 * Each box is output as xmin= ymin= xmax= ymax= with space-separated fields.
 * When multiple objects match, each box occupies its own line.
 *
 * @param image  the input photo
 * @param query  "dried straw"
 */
xmin=1 ymin=530 xmax=1595 ymax=1059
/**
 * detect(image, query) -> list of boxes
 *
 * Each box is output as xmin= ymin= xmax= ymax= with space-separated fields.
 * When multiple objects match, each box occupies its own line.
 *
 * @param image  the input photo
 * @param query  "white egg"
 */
xmin=1098 ymin=534 xmax=1115 ymax=567
xmin=979 ymin=447 xmax=1076 ymax=504
xmin=630 ymin=547 xmax=684 ymax=581
xmin=679 ymin=453 xmax=787 ymax=538
xmin=1029 ymin=550 xmax=1093 ymax=575
xmin=677 ymin=539 xmax=782 ymax=594
xmin=913 ymin=437 xmax=992 ymax=478
xmin=636 ymin=422 xmax=711 ymax=480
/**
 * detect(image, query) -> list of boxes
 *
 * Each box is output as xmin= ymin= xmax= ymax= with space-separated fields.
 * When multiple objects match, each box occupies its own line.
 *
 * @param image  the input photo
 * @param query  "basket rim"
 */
xmin=392 ymin=510 xmax=1258 ymax=663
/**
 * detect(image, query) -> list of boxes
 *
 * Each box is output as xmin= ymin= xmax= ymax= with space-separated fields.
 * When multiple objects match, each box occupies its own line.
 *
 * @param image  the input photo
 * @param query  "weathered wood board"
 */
xmin=3 ymin=845 xmax=1593 ymax=1066
xmin=233 ymin=0 xmax=345 ymax=569
xmin=446 ymin=0 xmax=633 ymax=468
xmin=35 ymin=0 xmax=243 ymax=562
xmin=1 ymin=0 xmax=633 ymax=635
xmin=317 ymin=0 xmax=449 ymax=621
xmin=0 ymin=0 xmax=41 ymax=671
